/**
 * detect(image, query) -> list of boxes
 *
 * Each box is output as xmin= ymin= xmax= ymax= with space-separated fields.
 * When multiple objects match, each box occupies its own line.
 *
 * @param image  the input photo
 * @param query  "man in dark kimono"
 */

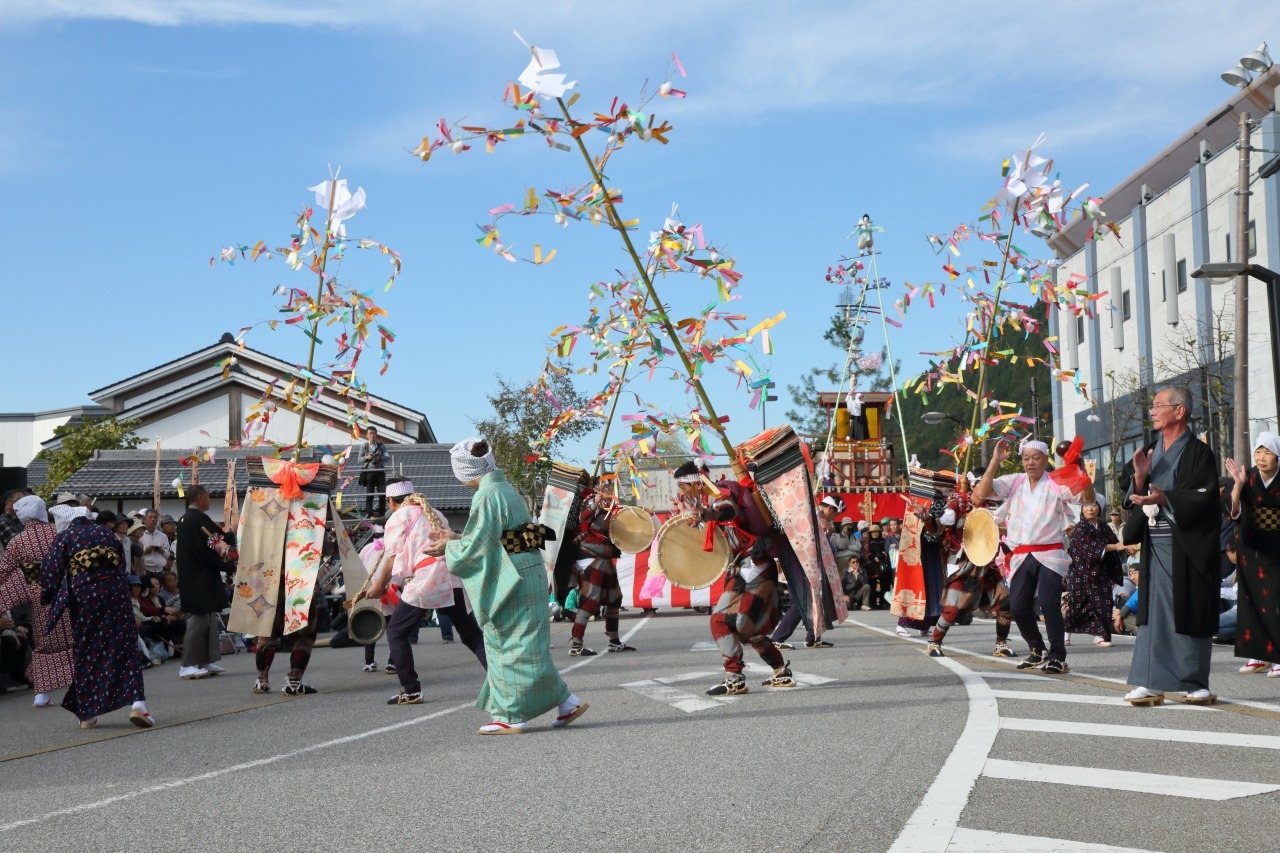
xmin=1122 ymin=385 xmax=1221 ymax=705
xmin=177 ymin=485 xmax=230 ymax=681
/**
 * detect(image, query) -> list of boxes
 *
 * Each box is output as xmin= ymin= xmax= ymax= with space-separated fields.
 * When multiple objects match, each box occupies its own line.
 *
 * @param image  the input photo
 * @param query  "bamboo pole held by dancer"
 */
xmin=290 ymin=178 xmax=341 ymax=463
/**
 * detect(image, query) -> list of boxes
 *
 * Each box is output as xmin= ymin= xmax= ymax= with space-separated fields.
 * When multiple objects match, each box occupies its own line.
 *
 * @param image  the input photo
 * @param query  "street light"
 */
xmin=1191 ymin=261 xmax=1280 ymax=460
xmin=921 ymin=411 xmax=963 ymax=426
xmin=1223 ymin=42 xmax=1272 ymax=87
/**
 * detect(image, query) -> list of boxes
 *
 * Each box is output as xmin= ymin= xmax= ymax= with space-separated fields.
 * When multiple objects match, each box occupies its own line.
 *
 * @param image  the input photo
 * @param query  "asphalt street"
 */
xmin=1 ymin=609 xmax=1278 ymax=852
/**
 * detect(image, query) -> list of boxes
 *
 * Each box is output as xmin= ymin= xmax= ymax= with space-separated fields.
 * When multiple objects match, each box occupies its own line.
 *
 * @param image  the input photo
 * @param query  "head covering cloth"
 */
xmin=13 ymin=494 xmax=47 ymax=523
xmin=49 ymin=504 xmax=89 ymax=533
xmin=449 ymin=437 xmax=497 ymax=483
xmin=1018 ymin=438 xmax=1050 ymax=457
xmin=1254 ymin=431 xmax=1280 ymax=461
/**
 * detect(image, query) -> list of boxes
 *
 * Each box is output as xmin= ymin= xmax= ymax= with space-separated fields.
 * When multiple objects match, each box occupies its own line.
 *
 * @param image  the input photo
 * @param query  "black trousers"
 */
xmin=770 ymin=601 xmax=817 ymax=645
xmin=386 ymin=589 xmax=486 ymax=694
xmin=1008 ymin=555 xmax=1066 ymax=661
xmin=363 ymin=470 xmax=386 ymax=517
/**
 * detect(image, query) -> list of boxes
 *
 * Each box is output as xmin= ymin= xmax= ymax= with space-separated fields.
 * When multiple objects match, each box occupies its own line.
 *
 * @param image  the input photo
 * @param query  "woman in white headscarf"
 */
xmin=421 ymin=437 xmax=587 ymax=735
xmin=1226 ymin=431 xmax=1280 ymax=676
xmin=0 ymin=496 xmax=74 ymax=707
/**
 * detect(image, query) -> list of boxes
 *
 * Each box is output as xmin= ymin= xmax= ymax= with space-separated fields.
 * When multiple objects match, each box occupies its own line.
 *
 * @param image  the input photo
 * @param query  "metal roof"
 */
xmin=54 ymin=444 xmax=474 ymax=513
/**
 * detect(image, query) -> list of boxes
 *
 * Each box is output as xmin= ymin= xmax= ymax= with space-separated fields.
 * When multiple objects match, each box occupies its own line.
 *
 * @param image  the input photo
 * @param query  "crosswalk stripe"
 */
xmin=989 ymin=689 xmax=1210 ymax=710
xmin=654 ymin=671 xmax=721 ymax=685
xmin=1001 ymin=717 xmax=1280 ymax=750
xmin=948 ymin=828 xmax=1160 ymax=852
xmin=619 ymin=680 xmax=725 ymax=713
xmin=689 ymin=641 xmax=718 ymax=652
xmin=975 ymin=671 xmax=1045 ymax=681
xmin=982 ymin=758 xmax=1280 ymax=800
xmin=742 ymin=661 xmax=836 ymax=686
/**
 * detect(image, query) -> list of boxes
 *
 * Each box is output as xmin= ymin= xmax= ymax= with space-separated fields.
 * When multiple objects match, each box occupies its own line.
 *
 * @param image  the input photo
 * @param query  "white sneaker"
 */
xmin=1124 ymin=686 xmax=1164 ymax=701
xmin=33 ymin=693 xmax=50 ymax=707
xmin=179 ymin=666 xmax=210 ymax=680
xmin=204 ymin=663 xmax=225 ymax=675
xmin=860 ymin=605 xmax=871 ymax=611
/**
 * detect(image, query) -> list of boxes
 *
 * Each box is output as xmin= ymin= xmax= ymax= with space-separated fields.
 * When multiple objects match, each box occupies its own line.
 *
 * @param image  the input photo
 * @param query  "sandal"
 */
xmin=552 ymin=701 xmax=590 ymax=728
xmin=79 ymin=718 xmax=99 ymax=729
xmin=477 ymin=721 xmax=525 ymax=735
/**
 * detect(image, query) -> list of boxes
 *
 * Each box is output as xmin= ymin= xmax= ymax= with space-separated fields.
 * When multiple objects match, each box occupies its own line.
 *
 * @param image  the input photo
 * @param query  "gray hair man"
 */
xmin=1120 ymin=384 xmax=1221 ymax=705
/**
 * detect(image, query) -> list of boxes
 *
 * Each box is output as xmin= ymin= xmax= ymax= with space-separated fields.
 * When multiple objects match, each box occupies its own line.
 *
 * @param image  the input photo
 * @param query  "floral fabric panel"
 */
xmin=758 ymin=466 xmax=847 ymax=629
xmin=281 ymin=495 xmax=328 ymax=634
xmin=891 ymin=508 xmax=927 ymax=620
xmin=227 ymin=486 xmax=291 ymax=636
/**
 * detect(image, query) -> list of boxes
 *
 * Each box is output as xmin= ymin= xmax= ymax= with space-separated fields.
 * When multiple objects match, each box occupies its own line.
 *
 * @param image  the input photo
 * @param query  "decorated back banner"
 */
xmin=228 ymin=459 xmax=336 ymax=636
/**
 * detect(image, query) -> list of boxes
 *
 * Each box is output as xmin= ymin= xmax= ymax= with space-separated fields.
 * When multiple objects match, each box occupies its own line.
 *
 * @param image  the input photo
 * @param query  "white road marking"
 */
xmin=623 ymin=661 xmax=834 ymax=713
xmin=948 ymin=828 xmax=1159 ymax=852
xmin=974 ymin=671 xmax=1045 ymax=681
xmin=559 ymin=615 xmax=651 ymax=675
xmin=618 ymin=680 xmax=726 ymax=713
xmin=983 ymin=758 xmax=1280 ymax=800
xmin=0 ymin=613 xmax=653 ymax=835
xmin=1001 ymin=717 xmax=1280 ymax=750
xmin=742 ymin=661 xmax=836 ymax=686
xmin=989 ymin=689 xmax=1209 ymax=710
xmin=689 ymin=640 xmax=718 ymax=652
xmin=887 ymin=655 xmax=999 ymax=853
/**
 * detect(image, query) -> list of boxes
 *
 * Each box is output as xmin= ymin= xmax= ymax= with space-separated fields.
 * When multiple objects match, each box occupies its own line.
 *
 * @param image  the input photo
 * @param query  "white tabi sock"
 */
xmin=558 ymin=693 xmax=580 ymax=715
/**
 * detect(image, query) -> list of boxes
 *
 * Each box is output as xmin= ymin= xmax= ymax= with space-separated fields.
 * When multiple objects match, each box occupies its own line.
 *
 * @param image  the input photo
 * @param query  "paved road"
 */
xmin=1 ymin=609 xmax=1278 ymax=852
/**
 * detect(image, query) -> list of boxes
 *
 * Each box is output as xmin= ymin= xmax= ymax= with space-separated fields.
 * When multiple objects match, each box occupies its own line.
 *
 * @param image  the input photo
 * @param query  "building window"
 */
xmin=1076 ymin=316 xmax=1085 ymax=343
xmin=1248 ymin=220 xmax=1258 ymax=258
xmin=1161 ymin=270 xmax=1166 ymax=302
xmin=1122 ymin=290 xmax=1132 ymax=320
xmin=1177 ymin=259 xmax=1188 ymax=293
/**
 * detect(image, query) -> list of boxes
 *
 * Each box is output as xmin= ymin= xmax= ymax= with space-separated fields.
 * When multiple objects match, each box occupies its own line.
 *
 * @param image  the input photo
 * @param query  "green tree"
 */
xmin=36 ymin=417 xmax=144 ymax=497
xmin=473 ymin=367 xmax=599 ymax=501
xmin=786 ymin=312 xmax=898 ymax=448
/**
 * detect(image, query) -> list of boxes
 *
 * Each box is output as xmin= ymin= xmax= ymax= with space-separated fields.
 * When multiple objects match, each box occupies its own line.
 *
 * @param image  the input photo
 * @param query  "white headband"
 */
xmin=1019 ymin=439 xmax=1050 ymax=456
xmin=386 ymin=480 xmax=415 ymax=498
xmin=49 ymin=504 xmax=89 ymax=533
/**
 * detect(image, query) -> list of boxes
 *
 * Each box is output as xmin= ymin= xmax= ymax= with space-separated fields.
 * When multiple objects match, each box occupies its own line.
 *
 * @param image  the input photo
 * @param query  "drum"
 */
xmin=609 ymin=505 xmax=659 ymax=554
xmin=961 ymin=507 xmax=999 ymax=567
xmin=650 ymin=514 xmax=730 ymax=590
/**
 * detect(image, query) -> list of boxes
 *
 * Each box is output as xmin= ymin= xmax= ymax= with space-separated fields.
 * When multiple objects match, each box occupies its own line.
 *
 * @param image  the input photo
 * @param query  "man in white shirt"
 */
xmin=139 ymin=509 xmax=172 ymax=578
xmin=974 ymin=438 xmax=1093 ymax=674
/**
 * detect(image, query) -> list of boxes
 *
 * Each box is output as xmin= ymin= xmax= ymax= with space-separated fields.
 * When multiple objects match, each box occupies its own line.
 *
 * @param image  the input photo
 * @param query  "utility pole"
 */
xmin=1234 ymin=112 xmax=1252 ymax=463
xmin=1029 ymin=376 xmax=1040 ymax=441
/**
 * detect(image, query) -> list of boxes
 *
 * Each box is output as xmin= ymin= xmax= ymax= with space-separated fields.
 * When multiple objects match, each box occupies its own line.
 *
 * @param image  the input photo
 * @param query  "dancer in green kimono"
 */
xmin=426 ymin=437 xmax=588 ymax=735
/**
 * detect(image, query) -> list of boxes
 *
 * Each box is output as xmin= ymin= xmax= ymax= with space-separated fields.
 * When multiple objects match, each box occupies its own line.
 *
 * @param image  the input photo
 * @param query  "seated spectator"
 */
xmin=157 ymin=571 xmax=183 ymax=610
xmin=1112 ymin=567 xmax=1140 ymax=636
xmin=842 ymin=555 xmax=872 ymax=611
xmin=134 ymin=575 xmax=185 ymax=649
xmin=0 ymin=610 xmax=32 ymax=693
xmin=126 ymin=520 xmax=150 ymax=581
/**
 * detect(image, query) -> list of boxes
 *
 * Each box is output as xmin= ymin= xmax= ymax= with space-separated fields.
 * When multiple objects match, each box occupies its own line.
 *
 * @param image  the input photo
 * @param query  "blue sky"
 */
xmin=4 ymin=2 xmax=1278 ymax=463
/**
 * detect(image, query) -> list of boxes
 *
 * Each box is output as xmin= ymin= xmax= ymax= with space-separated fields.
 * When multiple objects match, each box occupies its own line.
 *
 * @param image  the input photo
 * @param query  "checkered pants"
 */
xmin=710 ymin=559 xmax=783 ymax=673
xmin=932 ymin=561 xmax=1011 ymax=645
xmin=571 ymin=556 xmax=622 ymax=642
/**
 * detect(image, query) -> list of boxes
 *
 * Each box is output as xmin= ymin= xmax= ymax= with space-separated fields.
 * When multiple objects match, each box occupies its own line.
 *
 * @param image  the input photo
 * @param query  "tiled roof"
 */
xmin=55 ymin=444 xmax=474 ymax=513
xmin=23 ymin=458 xmax=50 ymax=493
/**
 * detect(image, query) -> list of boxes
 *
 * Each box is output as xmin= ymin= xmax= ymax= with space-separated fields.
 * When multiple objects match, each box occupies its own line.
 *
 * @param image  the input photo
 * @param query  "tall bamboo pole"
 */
xmin=291 ymin=179 xmax=341 ymax=463
xmin=556 ymin=98 xmax=739 ymax=466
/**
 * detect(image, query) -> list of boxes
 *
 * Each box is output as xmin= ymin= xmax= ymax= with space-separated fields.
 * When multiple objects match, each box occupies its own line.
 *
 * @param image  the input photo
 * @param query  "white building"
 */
xmin=1048 ymin=67 xmax=1280 ymax=492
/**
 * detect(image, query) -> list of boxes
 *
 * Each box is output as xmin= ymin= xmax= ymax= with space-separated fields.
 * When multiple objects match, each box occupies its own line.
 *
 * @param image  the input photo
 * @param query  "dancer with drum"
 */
xmin=974 ymin=438 xmax=1093 ymax=674
xmin=568 ymin=477 xmax=636 ymax=657
xmin=672 ymin=461 xmax=795 ymax=696
xmin=925 ymin=476 xmax=1016 ymax=659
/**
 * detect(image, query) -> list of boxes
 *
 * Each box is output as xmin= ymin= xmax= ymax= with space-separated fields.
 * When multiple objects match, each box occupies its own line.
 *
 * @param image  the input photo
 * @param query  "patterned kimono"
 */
xmin=1234 ymin=468 xmax=1280 ymax=664
xmin=1064 ymin=518 xmax=1122 ymax=640
xmin=40 ymin=517 xmax=144 ymax=721
xmin=932 ymin=493 xmax=1012 ymax=645
xmin=0 ymin=520 xmax=74 ymax=694
xmin=446 ymin=470 xmax=571 ymax=724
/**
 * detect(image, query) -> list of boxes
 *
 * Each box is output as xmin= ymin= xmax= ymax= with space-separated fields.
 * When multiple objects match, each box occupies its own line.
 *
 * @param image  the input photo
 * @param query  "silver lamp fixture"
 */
xmin=1240 ymin=42 xmax=1273 ymax=73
